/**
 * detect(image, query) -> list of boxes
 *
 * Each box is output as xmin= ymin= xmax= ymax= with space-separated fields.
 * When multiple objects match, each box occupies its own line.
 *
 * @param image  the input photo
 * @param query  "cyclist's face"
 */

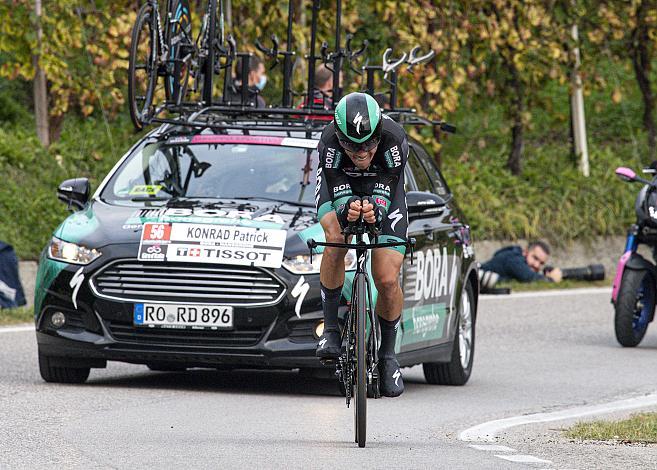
xmin=525 ymin=247 xmax=549 ymax=273
xmin=345 ymin=146 xmax=377 ymax=170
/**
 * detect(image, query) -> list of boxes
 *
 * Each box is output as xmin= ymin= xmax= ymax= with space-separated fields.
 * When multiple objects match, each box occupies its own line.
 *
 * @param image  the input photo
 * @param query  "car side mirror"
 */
xmin=407 ymin=191 xmax=446 ymax=217
xmin=57 ymin=178 xmax=90 ymax=211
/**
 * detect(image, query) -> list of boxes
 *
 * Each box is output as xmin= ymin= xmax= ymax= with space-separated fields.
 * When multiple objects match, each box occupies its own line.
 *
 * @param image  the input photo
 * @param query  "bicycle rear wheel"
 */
xmin=128 ymin=2 xmax=158 ymax=130
xmin=165 ymin=0 xmax=192 ymax=105
xmin=353 ymin=274 xmax=367 ymax=448
xmin=201 ymin=0 xmax=218 ymax=105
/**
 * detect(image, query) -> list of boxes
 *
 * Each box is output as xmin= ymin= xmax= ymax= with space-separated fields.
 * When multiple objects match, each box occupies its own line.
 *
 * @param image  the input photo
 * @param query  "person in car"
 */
xmin=296 ymin=65 xmax=341 ymax=120
xmin=226 ymin=55 xmax=267 ymax=107
xmin=315 ymin=92 xmax=409 ymax=397
xmin=480 ymin=241 xmax=562 ymax=284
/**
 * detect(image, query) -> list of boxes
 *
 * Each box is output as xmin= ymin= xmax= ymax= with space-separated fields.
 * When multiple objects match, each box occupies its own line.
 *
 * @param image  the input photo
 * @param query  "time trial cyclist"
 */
xmin=314 ymin=92 xmax=409 ymax=397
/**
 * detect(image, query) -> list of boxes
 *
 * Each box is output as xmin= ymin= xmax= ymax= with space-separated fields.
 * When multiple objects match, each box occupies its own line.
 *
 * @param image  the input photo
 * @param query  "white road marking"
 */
xmin=459 ymin=392 xmax=657 ymax=442
xmin=469 ymin=444 xmax=516 ymax=452
xmin=0 ymin=325 xmax=34 ymax=334
xmin=481 ymin=287 xmax=610 ymax=300
xmin=496 ymin=454 xmax=552 ymax=464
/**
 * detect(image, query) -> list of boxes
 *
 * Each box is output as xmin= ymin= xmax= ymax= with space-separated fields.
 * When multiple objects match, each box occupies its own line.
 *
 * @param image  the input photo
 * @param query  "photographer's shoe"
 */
xmin=316 ymin=329 xmax=341 ymax=359
xmin=378 ymin=356 xmax=404 ymax=397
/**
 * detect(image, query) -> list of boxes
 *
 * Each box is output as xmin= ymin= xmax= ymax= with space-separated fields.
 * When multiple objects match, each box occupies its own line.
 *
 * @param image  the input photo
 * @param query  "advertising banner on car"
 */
xmin=138 ymin=222 xmax=286 ymax=268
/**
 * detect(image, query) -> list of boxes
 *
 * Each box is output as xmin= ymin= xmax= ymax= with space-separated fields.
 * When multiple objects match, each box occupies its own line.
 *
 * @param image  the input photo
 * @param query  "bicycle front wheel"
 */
xmin=128 ymin=2 xmax=158 ymax=130
xmin=353 ymin=273 xmax=367 ymax=448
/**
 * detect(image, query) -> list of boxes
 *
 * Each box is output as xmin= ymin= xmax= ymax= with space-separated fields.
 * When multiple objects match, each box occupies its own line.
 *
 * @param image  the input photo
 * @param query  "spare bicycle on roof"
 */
xmin=127 ymin=0 xmax=455 ymax=137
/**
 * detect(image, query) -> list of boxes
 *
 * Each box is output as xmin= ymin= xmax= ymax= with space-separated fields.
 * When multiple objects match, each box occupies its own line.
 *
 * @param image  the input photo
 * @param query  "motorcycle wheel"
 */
xmin=615 ymin=269 xmax=656 ymax=347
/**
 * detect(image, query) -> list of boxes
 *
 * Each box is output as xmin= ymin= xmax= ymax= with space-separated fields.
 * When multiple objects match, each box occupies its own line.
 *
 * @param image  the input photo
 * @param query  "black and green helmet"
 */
xmin=334 ymin=92 xmax=382 ymax=152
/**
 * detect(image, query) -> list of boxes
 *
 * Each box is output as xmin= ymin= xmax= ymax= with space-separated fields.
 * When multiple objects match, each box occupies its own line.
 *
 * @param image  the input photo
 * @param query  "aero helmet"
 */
xmin=334 ymin=92 xmax=382 ymax=152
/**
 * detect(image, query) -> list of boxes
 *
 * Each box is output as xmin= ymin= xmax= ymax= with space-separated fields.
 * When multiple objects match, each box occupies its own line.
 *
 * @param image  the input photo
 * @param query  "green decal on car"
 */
xmin=123 ymin=209 xmax=285 ymax=230
xmin=53 ymin=206 xmax=100 ymax=243
xmin=399 ymin=302 xmax=448 ymax=348
xmin=34 ymin=251 xmax=68 ymax=318
xmin=128 ymin=184 xmax=163 ymax=195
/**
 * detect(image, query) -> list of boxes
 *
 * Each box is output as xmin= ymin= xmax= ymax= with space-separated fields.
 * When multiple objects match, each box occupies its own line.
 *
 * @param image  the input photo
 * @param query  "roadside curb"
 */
xmin=0 ymin=324 xmax=34 ymax=334
xmin=459 ymin=392 xmax=657 ymax=442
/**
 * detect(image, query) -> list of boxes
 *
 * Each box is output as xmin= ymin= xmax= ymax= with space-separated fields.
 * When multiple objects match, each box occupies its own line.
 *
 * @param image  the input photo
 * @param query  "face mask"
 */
xmin=256 ymin=75 xmax=267 ymax=91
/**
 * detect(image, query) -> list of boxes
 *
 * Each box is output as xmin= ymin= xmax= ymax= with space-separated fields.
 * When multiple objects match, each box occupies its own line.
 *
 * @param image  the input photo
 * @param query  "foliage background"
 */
xmin=0 ymin=0 xmax=656 ymax=259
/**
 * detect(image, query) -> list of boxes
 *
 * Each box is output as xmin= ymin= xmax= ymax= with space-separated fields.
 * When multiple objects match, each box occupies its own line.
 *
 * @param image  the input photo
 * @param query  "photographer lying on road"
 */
xmin=480 ymin=241 xmax=562 ymax=284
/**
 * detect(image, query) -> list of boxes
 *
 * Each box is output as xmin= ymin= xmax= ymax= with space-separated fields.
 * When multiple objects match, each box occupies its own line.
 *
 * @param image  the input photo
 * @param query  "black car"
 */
xmin=35 ymin=112 xmax=478 ymax=385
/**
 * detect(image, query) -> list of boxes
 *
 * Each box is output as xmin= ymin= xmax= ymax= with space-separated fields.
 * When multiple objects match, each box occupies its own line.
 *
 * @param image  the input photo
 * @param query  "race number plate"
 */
xmin=137 ymin=222 xmax=287 ymax=268
xmin=133 ymin=303 xmax=233 ymax=329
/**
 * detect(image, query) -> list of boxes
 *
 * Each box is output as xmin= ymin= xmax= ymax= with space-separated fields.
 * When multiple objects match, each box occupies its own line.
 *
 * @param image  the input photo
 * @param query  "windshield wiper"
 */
xmin=229 ymin=196 xmax=314 ymax=208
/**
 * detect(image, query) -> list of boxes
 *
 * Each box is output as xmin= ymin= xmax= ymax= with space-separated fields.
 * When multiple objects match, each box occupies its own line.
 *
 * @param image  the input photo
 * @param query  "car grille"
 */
xmin=105 ymin=321 xmax=265 ymax=347
xmin=91 ymin=261 xmax=285 ymax=306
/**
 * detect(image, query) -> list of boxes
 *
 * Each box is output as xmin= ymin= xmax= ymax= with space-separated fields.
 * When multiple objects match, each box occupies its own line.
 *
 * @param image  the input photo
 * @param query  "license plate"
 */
xmin=133 ymin=303 xmax=233 ymax=329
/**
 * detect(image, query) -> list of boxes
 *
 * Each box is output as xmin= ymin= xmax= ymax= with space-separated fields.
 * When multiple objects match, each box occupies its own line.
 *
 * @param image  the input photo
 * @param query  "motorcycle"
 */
xmin=612 ymin=166 xmax=657 ymax=346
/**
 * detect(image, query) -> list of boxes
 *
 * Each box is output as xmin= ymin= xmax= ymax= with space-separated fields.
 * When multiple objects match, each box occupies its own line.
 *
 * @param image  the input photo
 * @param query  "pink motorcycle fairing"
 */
xmin=612 ymin=251 xmax=633 ymax=303
xmin=615 ymin=167 xmax=636 ymax=181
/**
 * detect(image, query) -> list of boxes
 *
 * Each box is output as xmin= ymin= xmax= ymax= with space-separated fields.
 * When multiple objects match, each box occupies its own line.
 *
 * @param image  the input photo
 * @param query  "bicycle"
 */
xmin=128 ymin=0 xmax=228 ymax=130
xmin=307 ymin=210 xmax=415 ymax=448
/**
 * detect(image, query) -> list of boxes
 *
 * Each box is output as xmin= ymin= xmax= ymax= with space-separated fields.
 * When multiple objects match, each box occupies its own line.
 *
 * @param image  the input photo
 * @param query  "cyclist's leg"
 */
xmin=315 ymin=174 xmax=348 ymax=358
xmin=370 ymin=177 xmax=408 ymax=396
xmin=371 ymin=170 xmax=408 ymax=325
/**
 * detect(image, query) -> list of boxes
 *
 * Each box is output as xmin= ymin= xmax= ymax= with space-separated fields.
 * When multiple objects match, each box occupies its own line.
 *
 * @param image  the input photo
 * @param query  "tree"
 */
xmin=0 ymin=0 xmax=135 ymax=143
xmin=584 ymin=0 xmax=657 ymax=158
xmin=464 ymin=0 xmax=575 ymax=175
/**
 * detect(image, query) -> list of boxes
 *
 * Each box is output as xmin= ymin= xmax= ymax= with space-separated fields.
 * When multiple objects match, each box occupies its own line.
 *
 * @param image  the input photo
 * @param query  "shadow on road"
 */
xmin=83 ymin=366 xmax=433 ymax=398
xmin=87 ymin=368 xmax=344 ymax=397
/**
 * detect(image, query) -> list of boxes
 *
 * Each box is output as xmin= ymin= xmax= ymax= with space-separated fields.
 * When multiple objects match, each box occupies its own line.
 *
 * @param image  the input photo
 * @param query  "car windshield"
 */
xmin=100 ymin=141 xmax=318 ymax=206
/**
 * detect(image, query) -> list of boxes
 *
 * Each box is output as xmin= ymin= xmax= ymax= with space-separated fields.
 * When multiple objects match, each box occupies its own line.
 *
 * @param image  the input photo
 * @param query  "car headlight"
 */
xmin=48 ymin=237 xmax=102 ymax=265
xmin=282 ymin=249 xmax=357 ymax=275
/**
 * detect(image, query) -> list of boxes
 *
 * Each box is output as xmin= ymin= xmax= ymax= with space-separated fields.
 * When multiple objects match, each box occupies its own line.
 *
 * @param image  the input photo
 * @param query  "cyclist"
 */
xmin=315 ymin=92 xmax=409 ymax=397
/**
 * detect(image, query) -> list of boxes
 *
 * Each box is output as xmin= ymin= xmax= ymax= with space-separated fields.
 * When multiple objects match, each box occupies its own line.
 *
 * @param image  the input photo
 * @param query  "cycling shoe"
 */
xmin=378 ymin=356 xmax=404 ymax=397
xmin=316 ymin=329 xmax=342 ymax=359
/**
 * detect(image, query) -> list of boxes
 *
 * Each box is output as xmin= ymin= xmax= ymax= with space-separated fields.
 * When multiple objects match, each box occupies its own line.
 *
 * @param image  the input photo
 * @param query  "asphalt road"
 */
xmin=3 ymin=288 xmax=657 ymax=469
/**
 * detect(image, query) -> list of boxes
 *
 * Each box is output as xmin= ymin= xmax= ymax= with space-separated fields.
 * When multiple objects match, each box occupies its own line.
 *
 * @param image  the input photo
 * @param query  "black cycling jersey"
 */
xmin=315 ymin=115 xmax=409 ymax=253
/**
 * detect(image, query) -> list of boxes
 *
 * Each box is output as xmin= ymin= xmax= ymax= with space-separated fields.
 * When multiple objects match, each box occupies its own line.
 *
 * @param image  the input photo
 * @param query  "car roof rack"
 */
xmin=136 ymin=0 xmax=455 ymax=136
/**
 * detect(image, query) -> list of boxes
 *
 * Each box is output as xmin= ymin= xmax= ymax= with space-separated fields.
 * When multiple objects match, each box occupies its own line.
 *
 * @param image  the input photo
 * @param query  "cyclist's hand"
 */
xmin=347 ymin=199 xmax=362 ymax=222
xmin=361 ymin=199 xmax=376 ymax=225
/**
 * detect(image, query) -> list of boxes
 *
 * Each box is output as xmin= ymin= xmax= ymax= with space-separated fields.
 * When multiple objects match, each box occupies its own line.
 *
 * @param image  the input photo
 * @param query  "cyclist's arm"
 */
xmin=372 ymin=137 xmax=409 ymax=216
xmin=317 ymin=133 xmax=355 ymax=225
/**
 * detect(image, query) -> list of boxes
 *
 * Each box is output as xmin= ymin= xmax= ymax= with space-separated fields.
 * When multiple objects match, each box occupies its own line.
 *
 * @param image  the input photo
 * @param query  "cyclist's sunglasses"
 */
xmin=338 ymin=136 xmax=380 ymax=153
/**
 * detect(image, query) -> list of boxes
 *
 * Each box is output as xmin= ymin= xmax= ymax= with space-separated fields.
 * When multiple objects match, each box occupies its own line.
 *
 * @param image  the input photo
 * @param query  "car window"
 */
xmin=407 ymin=146 xmax=433 ymax=192
xmin=102 ymin=142 xmax=318 ymax=206
xmin=413 ymin=145 xmax=451 ymax=197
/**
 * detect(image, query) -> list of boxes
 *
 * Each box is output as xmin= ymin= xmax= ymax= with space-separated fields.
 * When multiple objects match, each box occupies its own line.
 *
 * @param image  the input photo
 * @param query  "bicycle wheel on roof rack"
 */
xmin=128 ymin=2 xmax=159 ymax=130
xmin=165 ymin=0 xmax=192 ymax=106
xmin=201 ymin=0 xmax=218 ymax=105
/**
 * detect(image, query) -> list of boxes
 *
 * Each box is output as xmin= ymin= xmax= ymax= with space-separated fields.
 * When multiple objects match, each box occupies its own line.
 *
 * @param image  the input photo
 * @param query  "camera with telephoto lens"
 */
xmin=543 ymin=264 xmax=605 ymax=281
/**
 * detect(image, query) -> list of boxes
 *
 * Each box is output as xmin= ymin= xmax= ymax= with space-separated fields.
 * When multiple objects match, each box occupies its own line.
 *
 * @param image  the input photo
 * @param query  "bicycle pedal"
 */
xmin=318 ymin=357 xmax=336 ymax=366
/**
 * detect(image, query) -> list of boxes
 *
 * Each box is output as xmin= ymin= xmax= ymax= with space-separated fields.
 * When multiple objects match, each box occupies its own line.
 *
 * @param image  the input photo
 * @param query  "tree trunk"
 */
xmin=507 ymin=57 xmax=524 ymax=175
xmin=631 ymin=0 xmax=656 ymax=158
xmin=33 ymin=0 xmax=49 ymax=147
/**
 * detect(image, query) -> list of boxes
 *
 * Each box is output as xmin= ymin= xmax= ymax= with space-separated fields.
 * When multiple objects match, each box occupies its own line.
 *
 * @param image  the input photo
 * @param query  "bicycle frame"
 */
xmin=307 ymin=226 xmax=414 ymax=406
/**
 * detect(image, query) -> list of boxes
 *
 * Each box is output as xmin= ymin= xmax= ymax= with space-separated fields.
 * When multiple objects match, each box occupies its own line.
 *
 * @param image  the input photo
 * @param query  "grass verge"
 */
xmin=565 ymin=413 xmax=657 ymax=444
xmin=0 ymin=306 xmax=33 ymax=326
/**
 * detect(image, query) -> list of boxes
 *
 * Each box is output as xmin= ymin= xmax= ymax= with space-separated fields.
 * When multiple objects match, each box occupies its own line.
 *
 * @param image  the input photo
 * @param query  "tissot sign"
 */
xmin=138 ymin=222 xmax=287 ymax=268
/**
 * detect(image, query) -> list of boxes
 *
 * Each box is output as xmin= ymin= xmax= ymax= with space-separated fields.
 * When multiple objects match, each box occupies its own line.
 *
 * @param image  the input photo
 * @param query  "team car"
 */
xmin=34 ymin=110 xmax=478 ymax=385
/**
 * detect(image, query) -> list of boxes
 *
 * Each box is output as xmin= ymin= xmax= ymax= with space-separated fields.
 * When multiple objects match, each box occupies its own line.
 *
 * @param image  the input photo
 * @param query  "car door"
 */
xmin=398 ymin=144 xmax=460 ymax=353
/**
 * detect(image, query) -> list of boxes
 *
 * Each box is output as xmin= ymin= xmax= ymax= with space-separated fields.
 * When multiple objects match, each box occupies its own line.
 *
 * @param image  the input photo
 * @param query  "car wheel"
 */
xmin=423 ymin=281 xmax=475 ymax=386
xmin=38 ymin=352 xmax=90 ymax=384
